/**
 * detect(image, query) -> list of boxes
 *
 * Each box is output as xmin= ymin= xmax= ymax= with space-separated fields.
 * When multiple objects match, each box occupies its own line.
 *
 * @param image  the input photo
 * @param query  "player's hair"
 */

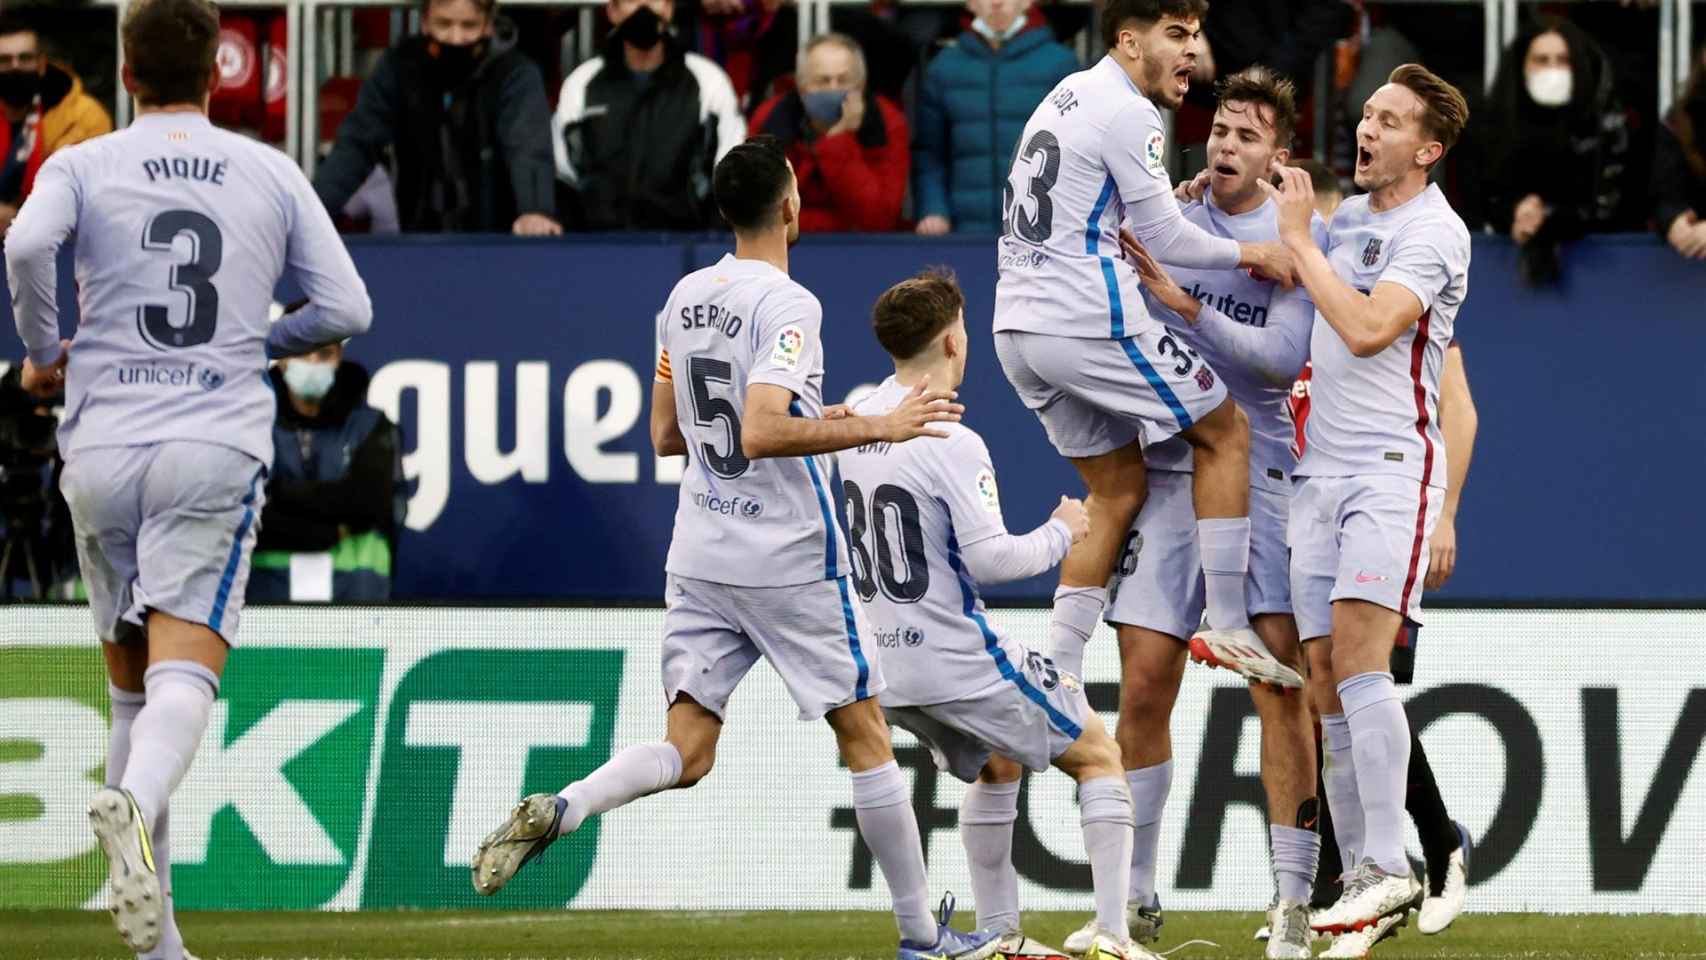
xmin=121 ymin=0 xmax=220 ymax=108
xmin=798 ymin=33 xmax=867 ymax=89
xmin=421 ymin=0 xmax=498 ymax=15
xmin=1100 ymin=0 xmax=1208 ymax=50
xmin=713 ymin=135 xmax=792 ymax=233
xmin=1289 ymin=158 xmax=1341 ymax=197
xmin=1388 ymin=63 xmax=1470 ymax=162
xmin=1215 ymin=66 xmax=1298 ymax=149
xmin=0 ymin=12 xmax=38 ymax=42
xmin=872 ymin=268 xmax=965 ymax=361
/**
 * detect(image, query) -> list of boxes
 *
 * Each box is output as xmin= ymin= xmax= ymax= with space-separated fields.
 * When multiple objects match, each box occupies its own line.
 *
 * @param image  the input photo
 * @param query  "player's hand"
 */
xmin=876 ymin=375 xmax=962 ymax=442
xmin=512 ymin=213 xmax=563 ymax=237
xmin=1263 ymin=166 xmax=1315 ymax=254
xmin=1119 ymin=230 xmax=1201 ymax=323
xmin=915 ymin=215 xmax=952 ymax=236
xmin=829 ymin=89 xmax=866 ymax=138
xmin=1174 ymin=169 xmax=1210 ymax=203
xmin=1666 ymin=212 xmax=1706 ymax=259
xmin=822 ymin=403 xmax=851 ymax=420
xmin=1051 ymin=495 xmax=1090 ymax=544
xmin=1425 ymin=514 xmax=1457 ymax=589
xmin=1240 ymin=240 xmax=1297 ymax=290
xmin=20 ymin=339 xmax=70 ymax=399
xmin=0 ymin=202 xmax=16 ymax=236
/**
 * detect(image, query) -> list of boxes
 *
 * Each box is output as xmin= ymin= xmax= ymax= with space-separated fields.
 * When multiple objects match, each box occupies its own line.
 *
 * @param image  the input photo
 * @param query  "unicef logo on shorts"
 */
xmin=197 ymin=367 xmax=225 ymax=392
xmin=740 ymin=498 xmax=763 ymax=519
xmin=902 ymin=626 xmax=925 ymax=648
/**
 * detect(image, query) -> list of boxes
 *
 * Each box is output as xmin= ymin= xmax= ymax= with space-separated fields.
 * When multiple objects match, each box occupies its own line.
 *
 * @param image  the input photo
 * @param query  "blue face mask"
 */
xmin=801 ymin=89 xmax=848 ymax=127
xmin=283 ymin=360 xmax=337 ymax=402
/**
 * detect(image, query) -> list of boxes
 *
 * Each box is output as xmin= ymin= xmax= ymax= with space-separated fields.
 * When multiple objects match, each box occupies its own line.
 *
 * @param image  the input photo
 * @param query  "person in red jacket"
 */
xmin=749 ymin=32 xmax=908 ymax=232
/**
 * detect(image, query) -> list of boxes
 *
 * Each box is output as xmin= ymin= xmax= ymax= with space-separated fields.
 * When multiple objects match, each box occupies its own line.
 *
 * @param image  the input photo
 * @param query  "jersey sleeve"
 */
xmin=1377 ymin=217 xmax=1468 ymax=313
xmin=654 ymin=307 xmax=673 ymax=383
xmin=268 ymin=156 xmax=373 ymax=357
xmin=931 ymin=429 xmax=1006 ymax=549
xmin=5 ymin=150 xmax=81 ymax=367
xmin=745 ymin=288 xmax=822 ymax=396
xmin=1101 ymin=99 xmax=1173 ymax=206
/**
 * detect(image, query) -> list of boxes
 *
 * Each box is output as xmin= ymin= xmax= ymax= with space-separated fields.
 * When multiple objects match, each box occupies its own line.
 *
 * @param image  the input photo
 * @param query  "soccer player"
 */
xmin=469 ymin=137 xmax=998 ymax=960
xmin=1266 ymin=63 xmax=1472 ymax=943
xmin=840 ymin=268 xmax=1149 ymax=960
xmin=4 ymin=1 xmax=373 ymax=955
xmin=1069 ymin=66 xmax=1322 ymax=959
xmin=992 ymin=0 xmax=1296 ymax=697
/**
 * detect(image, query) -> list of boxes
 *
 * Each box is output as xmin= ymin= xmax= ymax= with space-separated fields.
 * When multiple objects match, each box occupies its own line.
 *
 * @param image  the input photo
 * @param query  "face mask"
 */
xmin=431 ymin=40 xmax=483 ymax=83
xmin=1526 ymin=67 xmax=1572 ymax=108
xmin=616 ymin=6 xmax=665 ymax=51
xmin=0 ymin=70 xmax=40 ymax=109
xmin=283 ymin=361 xmax=337 ymax=402
xmin=971 ymin=17 xmax=1025 ymax=45
xmin=801 ymin=89 xmax=847 ymax=126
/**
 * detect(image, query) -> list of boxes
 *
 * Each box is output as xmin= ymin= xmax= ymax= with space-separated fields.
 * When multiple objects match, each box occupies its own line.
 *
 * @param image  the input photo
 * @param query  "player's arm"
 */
xmin=1426 ymin=343 xmax=1478 ymax=589
xmin=650 ymin=349 xmax=688 ymax=458
xmin=269 ymin=163 xmax=374 ymax=358
xmin=936 ymin=434 xmax=1085 ymax=584
xmin=741 ymin=380 xmax=961 ymax=459
xmin=1268 ymin=167 xmax=1441 ymax=358
xmin=5 ymin=152 xmax=78 ymax=395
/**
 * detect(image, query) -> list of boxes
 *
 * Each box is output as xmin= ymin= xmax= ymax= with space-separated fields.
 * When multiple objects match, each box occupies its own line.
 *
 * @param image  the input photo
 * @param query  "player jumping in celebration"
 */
xmin=992 ymin=0 xmax=1297 ymax=708
xmin=1266 ymin=64 xmax=1472 ymax=948
xmin=841 ymin=269 xmax=1149 ymax=960
xmin=5 ymin=1 xmax=373 ymax=954
xmin=470 ymin=138 xmax=998 ymax=960
xmin=1074 ymin=66 xmax=1323 ymax=959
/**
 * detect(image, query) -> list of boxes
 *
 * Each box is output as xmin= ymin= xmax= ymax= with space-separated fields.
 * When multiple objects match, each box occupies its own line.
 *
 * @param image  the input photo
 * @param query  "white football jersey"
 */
xmin=839 ymin=378 xmax=1036 ymax=707
xmin=994 ymin=56 xmax=1174 ymax=340
xmin=657 ymin=254 xmax=847 ymax=587
xmin=1296 ymin=184 xmax=1470 ymax=486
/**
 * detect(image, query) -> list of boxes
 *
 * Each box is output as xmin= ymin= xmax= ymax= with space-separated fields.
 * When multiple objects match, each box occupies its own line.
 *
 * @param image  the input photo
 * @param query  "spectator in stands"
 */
xmin=1193 ymin=0 xmax=1352 ymax=88
xmin=1653 ymin=48 xmax=1706 ymax=261
xmin=1478 ymin=18 xmax=1633 ymax=284
xmin=555 ymin=0 xmax=745 ymax=230
xmin=750 ymin=33 xmax=907 ymax=232
xmin=911 ymin=0 xmax=1076 ymax=236
xmin=0 ymin=13 xmax=111 ymax=235
xmin=1290 ymin=157 xmax=1342 ymax=220
xmin=248 ymin=342 xmax=406 ymax=603
xmin=312 ymin=0 xmax=561 ymax=236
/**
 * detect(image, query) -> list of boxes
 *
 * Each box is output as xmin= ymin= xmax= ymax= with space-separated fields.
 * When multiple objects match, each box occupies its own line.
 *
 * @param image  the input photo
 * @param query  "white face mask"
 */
xmin=1526 ymin=67 xmax=1572 ymax=107
xmin=971 ymin=16 xmax=1025 ymax=44
xmin=283 ymin=360 xmax=337 ymax=401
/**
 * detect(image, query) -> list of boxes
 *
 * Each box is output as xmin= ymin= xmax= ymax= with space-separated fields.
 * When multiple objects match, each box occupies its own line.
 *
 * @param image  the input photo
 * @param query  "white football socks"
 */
xmin=1320 ymin=713 xmax=1364 ymax=875
xmin=557 ymin=741 xmax=683 ymax=835
xmin=959 ymin=780 xmax=1021 ymax=935
xmin=1048 ymin=585 xmax=1106 ymax=680
xmin=1197 ymin=518 xmax=1251 ymax=632
xmin=1339 ymin=672 xmax=1411 ymax=875
xmin=1080 ymin=776 xmax=1135 ymax=939
xmin=1125 ymin=760 xmax=1172 ymax=907
xmin=121 ymin=662 xmax=217 ymax=830
xmin=851 ymin=761 xmax=937 ymax=945
xmin=1271 ymin=824 xmax=1322 ymax=903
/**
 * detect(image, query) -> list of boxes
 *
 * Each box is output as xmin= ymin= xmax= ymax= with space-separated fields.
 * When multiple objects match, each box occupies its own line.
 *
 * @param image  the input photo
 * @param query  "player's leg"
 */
xmin=1053 ymin=713 xmax=1137 ymax=949
xmin=1175 ymin=397 xmax=1251 ymax=635
xmin=961 ymin=756 xmax=1024 ymax=939
xmin=1115 ymin=626 xmax=1184 ymax=933
xmin=1248 ymin=614 xmax=1319 ymax=960
xmin=1051 ymin=441 xmax=1148 ymax=678
xmin=1412 ymin=732 xmax=1471 ymax=934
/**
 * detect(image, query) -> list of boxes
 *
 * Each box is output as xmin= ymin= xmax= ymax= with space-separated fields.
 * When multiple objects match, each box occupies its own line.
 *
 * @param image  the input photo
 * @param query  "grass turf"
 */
xmin=6 ymin=910 xmax=1704 ymax=960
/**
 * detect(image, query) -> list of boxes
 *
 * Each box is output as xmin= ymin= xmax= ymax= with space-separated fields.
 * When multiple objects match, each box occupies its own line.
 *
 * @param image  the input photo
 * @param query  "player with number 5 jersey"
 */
xmin=6 ymin=2 xmax=371 ymax=955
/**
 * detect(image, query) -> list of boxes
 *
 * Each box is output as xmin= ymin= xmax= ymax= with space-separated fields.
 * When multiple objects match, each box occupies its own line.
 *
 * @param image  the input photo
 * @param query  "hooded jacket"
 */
xmin=912 ymin=25 xmax=1078 ymax=233
xmin=312 ymin=17 xmax=556 ymax=233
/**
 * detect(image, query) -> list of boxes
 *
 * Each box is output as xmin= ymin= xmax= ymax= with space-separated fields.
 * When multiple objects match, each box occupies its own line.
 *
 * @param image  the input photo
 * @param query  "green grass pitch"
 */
xmin=6 ymin=910 xmax=1705 ymax=959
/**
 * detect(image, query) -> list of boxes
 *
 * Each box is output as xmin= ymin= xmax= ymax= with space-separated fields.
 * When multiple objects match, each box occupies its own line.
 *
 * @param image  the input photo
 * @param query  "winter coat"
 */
xmin=0 ymin=60 xmax=112 ymax=204
xmin=311 ymin=19 xmax=556 ymax=232
xmin=249 ymin=362 xmax=406 ymax=602
xmin=912 ymin=26 xmax=1078 ymax=233
xmin=750 ymin=89 xmax=909 ymax=232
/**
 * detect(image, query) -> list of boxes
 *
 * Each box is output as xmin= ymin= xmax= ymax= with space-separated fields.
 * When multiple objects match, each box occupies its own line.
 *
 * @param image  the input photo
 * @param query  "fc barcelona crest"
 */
xmin=1361 ymin=237 xmax=1383 ymax=267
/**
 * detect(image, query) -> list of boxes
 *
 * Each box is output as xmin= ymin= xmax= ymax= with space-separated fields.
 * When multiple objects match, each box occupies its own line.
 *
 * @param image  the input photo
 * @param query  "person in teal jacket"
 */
xmin=912 ymin=0 xmax=1079 ymax=236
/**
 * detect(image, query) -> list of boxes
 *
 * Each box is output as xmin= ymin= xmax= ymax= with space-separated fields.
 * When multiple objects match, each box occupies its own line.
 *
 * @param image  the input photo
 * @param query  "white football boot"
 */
xmin=89 ymin=787 xmax=163 ymax=953
xmin=1189 ymin=626 xmax=1303 ymax=688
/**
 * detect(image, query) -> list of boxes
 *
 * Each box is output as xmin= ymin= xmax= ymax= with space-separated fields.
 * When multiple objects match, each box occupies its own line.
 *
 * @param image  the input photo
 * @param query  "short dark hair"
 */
xmin=1215 ymin=65 xmax=1298 ymax=149
xmin=713 ymin=135 xmax=792 ymax=232
xmin=422 ymin=0 xmax=497 ymax=16
xmin=0 ymin=12 xmax=39 ymax=44
xmin=1388 ymin=63 xmax=1469 ymax=160
xmin=872 ymin=268 xmax=965 ymax=361
xmin=122 ymin=0 xmax=220 ymax=108
xmin=1289 ymin=158 xmax=1340 ymax=196
xmin=1100 ymin=0 xmax=1208 ymax=50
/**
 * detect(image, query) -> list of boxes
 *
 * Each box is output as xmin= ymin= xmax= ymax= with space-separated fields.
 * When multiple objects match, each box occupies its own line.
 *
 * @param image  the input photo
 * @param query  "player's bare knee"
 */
xmin=674 ymin=742 xmax=717 ymax=788
xmin=1185 ymin=398 xmax=1250 ymax=457
xmin=979 ymin=754 xmax=1024 ymax=785
xmin=826 ymin=698 xmax=895 ymax=771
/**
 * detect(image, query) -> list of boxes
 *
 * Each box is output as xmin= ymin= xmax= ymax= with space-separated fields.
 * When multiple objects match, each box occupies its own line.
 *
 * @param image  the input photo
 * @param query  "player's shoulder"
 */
xmin=1415 ymin=187 xmax=1472 ymax=245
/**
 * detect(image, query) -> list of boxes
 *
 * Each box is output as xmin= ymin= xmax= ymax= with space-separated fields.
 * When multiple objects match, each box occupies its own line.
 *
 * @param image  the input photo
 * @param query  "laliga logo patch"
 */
xmin=1144 ymin=130 xmax=1167 ymax=176
xmin=902 ymin=626 xmax=925 ymax=647
xmin=975 ymin=468 xmax=1001 ymax=514
xmin=772 ymin=325 xmax=805 ymax=370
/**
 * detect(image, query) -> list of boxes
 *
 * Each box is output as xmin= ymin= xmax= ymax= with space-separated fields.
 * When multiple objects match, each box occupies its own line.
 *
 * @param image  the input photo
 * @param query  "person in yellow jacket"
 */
xmin=0 ymin=12 xmax=113 ymax=233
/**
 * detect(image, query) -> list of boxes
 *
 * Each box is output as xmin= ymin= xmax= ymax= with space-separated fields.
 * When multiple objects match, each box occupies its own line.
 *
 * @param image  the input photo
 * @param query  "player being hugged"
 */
xmin=1266 ymin=64 xmax=1472 ymax=949
xmin=470 ymin=137 xmax=1000 ymax=960
xmin=5 ymin=0 xmax=373 ymax=954
xmin=1088 ymin=66 xmax=1323 ymax=959
xmin=991 ymin=0 xmax=1298 ymax=713
xmin=841 ymin=269 xmax=1149 ymax=960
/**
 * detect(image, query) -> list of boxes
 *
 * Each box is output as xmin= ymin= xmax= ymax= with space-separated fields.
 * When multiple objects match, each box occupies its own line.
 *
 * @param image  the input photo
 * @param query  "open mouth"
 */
xmin=1213 ymin=163 xmax=1238 ymax=177
xmin=1357 ymin=146 xmax=1374 ymax=168
xmin=1173 ymin=66 xmax=1192 ymax=94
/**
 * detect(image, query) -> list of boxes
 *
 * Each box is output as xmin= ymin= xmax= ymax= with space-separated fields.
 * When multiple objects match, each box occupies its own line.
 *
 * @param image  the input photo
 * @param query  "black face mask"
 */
xmin=615 ymin=6 xmax=665 ymax=51
xmin=0 ymin=70 xmax=41 ymax=109
xmin=430 ymin=40 xmax=484 ymax=84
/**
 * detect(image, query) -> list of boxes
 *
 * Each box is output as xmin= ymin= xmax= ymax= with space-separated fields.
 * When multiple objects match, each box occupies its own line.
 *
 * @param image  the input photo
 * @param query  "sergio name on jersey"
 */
xmin=657 ymin=254 xmax=848 ymax=588
xmin=1296 ymin=184 xmax=1470 ymax=486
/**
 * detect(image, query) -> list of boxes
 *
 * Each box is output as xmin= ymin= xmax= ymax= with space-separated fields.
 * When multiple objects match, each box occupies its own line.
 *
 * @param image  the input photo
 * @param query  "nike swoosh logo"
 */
xmin=1355 ymin=572 xmax=1388 ymax=584
xmin=1303 ymin=816 xmax=1318 ymax=829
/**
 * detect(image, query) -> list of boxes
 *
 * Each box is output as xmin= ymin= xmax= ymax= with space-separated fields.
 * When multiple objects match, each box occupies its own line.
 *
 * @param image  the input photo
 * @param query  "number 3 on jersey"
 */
xmin=842 ymin=480 xmax=929 ymax=603
xmin=138 ymin=209 xmax=223 ymax=351
xmin=1002 ymin=130 xmax=1061 ymax=243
